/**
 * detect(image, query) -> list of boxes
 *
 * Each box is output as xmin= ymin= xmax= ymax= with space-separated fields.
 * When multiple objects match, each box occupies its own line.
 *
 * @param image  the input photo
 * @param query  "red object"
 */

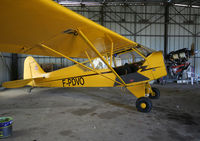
xmin=171 ymin=63 xmax=190 ymax=74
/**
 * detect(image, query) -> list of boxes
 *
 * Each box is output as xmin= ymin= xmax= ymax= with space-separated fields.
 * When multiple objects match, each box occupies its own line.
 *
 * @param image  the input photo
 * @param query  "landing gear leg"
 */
xmin=146 ymin=83 xmax=160 ymax=99
xmin=27 ymin=87 xmax=34 ymax=94
xmin=127 ymin=83 xmax=152 ymax=113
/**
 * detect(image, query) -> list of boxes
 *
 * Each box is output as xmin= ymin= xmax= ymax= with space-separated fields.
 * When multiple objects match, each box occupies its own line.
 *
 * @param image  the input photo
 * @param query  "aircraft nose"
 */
xmin=146 ymin=51 xmax=167 ymax=79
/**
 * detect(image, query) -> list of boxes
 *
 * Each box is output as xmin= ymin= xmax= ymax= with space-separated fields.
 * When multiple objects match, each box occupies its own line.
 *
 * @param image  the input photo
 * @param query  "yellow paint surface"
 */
xmin=0 ymin=0 xmax=137 ymax=58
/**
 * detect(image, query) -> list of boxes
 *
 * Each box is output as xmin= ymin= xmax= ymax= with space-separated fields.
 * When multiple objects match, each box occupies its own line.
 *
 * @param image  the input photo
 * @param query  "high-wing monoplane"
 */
xmin=0 ymin=0 xmax=167 ymax=112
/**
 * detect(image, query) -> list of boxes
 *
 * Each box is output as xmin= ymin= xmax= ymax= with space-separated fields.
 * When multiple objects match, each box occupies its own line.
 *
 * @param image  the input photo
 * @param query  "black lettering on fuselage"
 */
xmin=72 ymin=78 xmax=76 ymax=86
xmin=79 ymin=77 xmax=84 ymax=85
xmin=62 ymin=76 xmax=85 ymax=87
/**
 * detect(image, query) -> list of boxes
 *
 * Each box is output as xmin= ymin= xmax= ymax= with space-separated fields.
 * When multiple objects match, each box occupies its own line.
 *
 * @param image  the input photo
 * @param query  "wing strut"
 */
xmin=78 ymin=29 xmax=126 ymax=86
xmin=84 ymin=51 xmax=95 ymax=70
xmin=106 ymin=35 xmax=114 ymax=66
xmin=39 ymin=43 xmax=123 ymax=85
xmin=110 ymin=42 xmax=114 ymax=66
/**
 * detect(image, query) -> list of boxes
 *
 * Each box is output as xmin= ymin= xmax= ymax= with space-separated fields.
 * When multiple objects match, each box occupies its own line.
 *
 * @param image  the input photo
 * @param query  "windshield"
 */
xmin=115 ymin=50 xmax=144 ymax=65
xmin=134 ymin=45 xmax=154 ymax=57
xmin=81 ymin=44 xmax=154 ymax=70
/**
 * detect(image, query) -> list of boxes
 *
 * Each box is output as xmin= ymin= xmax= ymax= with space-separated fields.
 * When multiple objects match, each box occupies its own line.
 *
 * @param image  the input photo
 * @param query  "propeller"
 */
xmin=190 ymin=43 xmax=200 ymax=55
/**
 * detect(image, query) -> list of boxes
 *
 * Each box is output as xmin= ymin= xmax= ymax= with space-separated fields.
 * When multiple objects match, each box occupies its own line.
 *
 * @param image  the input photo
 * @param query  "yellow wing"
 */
xmin=0 ymin=0 xmax=137 ymax=58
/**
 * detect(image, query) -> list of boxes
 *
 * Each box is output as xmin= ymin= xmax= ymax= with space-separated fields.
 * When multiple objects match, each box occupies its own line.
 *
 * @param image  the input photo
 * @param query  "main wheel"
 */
xmin=149 ymin=87 xmax=160 ymax=99
xmin=136 ymin=97 xmax=152 ymax=113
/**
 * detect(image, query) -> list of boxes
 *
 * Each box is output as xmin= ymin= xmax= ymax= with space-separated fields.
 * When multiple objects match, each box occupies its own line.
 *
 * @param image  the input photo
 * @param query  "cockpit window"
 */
xmin=81 ymin=44 xmax=153 ymax=72
xmin=116 ymin=51 xmax=144 ymax=65
xmin=82 ymin=57 xmax=108 ymax=70
xmin=93 ymin=57 xmax=108 ymax=69
xmin=134 ymin=45 xmax=153 ymax=57
xmin=113 ymin=48 xmax=146 ymax=75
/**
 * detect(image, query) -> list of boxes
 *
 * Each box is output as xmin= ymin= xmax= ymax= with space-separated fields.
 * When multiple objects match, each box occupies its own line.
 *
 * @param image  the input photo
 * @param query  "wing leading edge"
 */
xmin=0 ymin=0 xmax=137 ymax=58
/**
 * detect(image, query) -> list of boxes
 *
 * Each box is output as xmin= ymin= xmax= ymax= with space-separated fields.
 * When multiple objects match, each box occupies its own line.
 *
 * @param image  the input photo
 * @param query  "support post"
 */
xmin=11 ymin=53 xmax=18 ymax=80
xmin=164 ymin=3 xmax=169 ymax=59
xmin=134 ymin=12 xmax=137 ymax=41
xmin=193 ymin=14 xmax=197 ymax=74
xmin=100 ymin=5 xmax=104 ymax=26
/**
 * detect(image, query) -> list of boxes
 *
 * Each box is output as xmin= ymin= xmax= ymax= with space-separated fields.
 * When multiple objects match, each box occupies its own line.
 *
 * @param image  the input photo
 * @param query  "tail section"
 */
xmin=2 ymin=56 xmax=45 ymax=88
xmin=24 ymin=56 xmax=46 ymax=79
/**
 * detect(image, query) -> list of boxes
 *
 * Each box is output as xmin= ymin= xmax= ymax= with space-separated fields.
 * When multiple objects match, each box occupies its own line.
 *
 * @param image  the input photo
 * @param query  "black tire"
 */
xmin=136 ymin=97 xmax=152 ymax=113
xmin=149 ymin=87 xmax=160 ymax=99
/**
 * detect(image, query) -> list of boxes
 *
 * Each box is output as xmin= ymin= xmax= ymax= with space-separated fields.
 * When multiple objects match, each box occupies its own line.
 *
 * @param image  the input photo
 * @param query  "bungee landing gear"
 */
xmin=136 ymin=97 xmax=152 ymax=113
xmin=149 ymin=87 xmax=160 ymax=99
xmin=127 ymin=83 xmax=160 ymax=113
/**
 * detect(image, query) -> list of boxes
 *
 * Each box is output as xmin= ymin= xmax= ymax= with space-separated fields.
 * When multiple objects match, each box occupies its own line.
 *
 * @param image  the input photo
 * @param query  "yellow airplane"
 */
xmin=0 ymin=0 xmax=167 ymax=112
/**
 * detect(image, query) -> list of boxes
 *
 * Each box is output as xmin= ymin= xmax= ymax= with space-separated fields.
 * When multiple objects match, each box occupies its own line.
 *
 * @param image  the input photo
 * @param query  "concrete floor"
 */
xmin=0 ymin=84 xmax=200 ymax=141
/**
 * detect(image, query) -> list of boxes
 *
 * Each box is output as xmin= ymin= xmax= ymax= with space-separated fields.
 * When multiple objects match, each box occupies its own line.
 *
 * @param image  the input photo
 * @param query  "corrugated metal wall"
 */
xmin=70 ymin=5 xmax=200 ymax=74
xmin=1 ymin=5 xmax=199 ymax=81
xmin=70 ymin=5 xmax=166 ymax=51
xmin=168 ymin=6 xmax=200 ymax=74
xmin=0 ymin=53 xmax=11 ymax=85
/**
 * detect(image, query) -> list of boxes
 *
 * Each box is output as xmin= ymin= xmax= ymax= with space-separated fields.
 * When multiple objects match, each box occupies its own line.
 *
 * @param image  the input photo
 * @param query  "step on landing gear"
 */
xmin=136 ymin=97 xmax=152 ymax=113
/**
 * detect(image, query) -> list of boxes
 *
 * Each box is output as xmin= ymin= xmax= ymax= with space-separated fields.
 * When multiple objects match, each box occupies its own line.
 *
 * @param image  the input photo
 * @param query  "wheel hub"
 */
xmin=140 ymin=103 xmax=146 ymax=109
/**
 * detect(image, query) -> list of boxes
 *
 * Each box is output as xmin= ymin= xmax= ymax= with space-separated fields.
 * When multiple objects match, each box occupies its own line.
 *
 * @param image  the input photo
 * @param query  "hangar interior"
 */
xmin=0 ymin=0 xmax=200 ymax=84
xmin=0 ymin=0 xmax=200 ymax=141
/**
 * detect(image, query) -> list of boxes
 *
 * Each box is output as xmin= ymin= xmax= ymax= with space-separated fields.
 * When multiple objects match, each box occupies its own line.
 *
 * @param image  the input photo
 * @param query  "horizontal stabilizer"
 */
xmin=2 ymin=79 xmax=33 ymax=88
xmin=2 ymin=77 xmax=43 ymax=88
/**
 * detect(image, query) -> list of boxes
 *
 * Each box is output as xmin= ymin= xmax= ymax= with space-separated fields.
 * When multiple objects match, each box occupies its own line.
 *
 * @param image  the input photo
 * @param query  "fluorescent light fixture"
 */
xmin=59 ymin=1 xmax=101 ymax=6
xmin=192 ymin=5 xmax=200 ymax=8
xmin=174 ymin=3 xmax=200 ymax=8
xmin=174 ymin=4 xmax=188 ymax=7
